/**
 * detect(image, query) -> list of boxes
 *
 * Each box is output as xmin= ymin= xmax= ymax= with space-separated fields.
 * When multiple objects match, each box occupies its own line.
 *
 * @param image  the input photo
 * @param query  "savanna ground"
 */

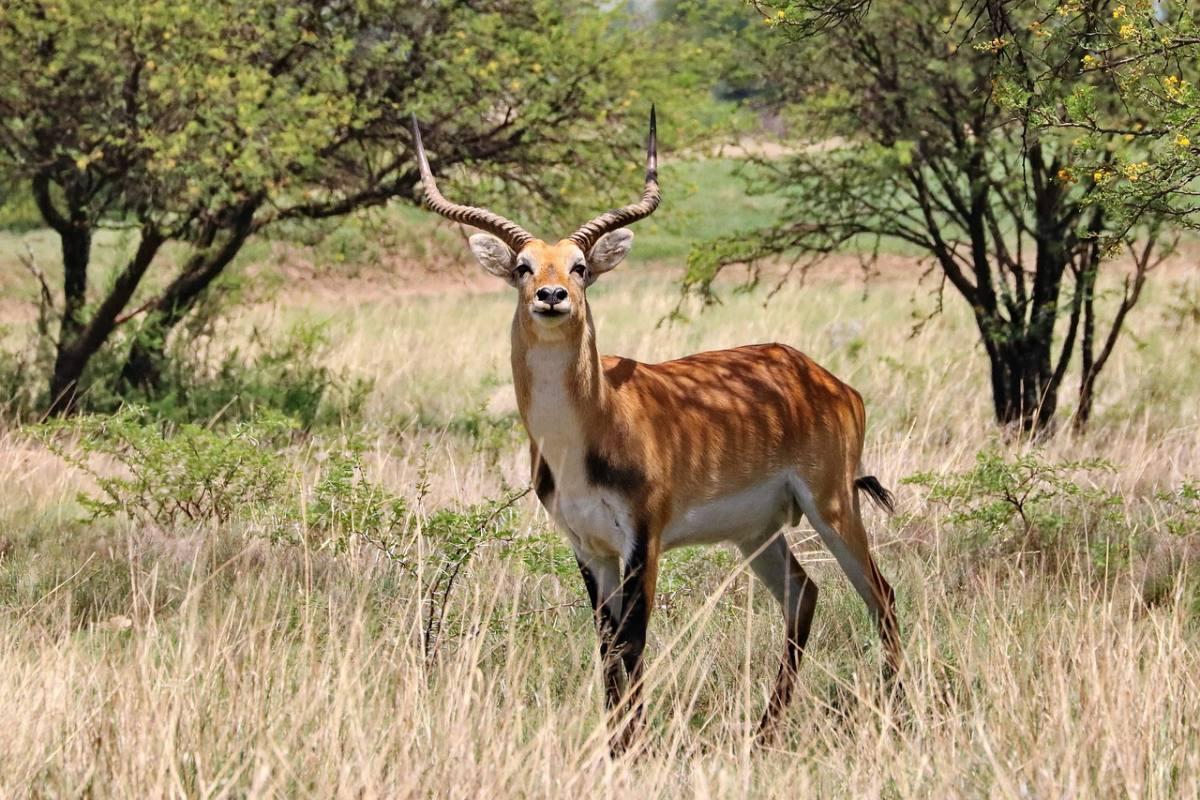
xmin=2 ymin=158 xmax=1200 ymax=797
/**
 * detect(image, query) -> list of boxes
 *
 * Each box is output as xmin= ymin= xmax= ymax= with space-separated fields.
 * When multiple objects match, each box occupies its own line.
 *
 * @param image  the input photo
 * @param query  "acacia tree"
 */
xmin=1049 ymin=1 xmax=1200 ymax=228
xmin=689 ymin=0 xmax=1178 ymax=434
xmin=0 ymin=0 xmax=693 ymax=415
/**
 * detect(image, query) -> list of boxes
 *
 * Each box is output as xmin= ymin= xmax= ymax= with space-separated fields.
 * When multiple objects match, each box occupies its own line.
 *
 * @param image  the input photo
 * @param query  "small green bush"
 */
xmin=1156 ymin=481 xmax=1200 ymax=538
xmin=299 ymin=441 xmax=409 ymax=552
xmin=361 ymin=486 xmax=531 ymax=661
xmin=904 ymin=450 xmax=1123 ymax=559
xmin=37 ymin=407 xmax=296 ymax=527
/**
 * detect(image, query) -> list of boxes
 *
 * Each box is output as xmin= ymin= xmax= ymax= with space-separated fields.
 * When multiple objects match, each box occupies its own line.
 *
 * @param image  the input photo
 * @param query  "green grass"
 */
xmin=631 ymin=158 xmax=789 ymax=262
xmin=285 ymin=157 xmax=792 ymax=269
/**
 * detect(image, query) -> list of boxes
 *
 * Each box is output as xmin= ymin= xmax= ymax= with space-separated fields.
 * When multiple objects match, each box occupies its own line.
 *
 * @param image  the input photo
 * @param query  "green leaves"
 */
xmin=903 ymin=450 xmax=1120 ymax=550
xmin=36 ymin=407 xmax=297 ymax=527
xmin=1064 ymin=85 xmax=1098 ymax=124
xmin=1 ymin=0 xmax=719 ymax=417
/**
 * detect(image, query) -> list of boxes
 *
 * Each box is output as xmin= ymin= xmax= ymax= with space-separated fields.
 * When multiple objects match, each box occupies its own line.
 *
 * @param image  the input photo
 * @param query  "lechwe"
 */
xmin=410 ymin=108 xmax=900 ymax=748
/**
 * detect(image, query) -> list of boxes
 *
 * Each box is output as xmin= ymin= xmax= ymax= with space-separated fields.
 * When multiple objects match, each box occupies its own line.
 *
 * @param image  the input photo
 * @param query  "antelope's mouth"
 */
xmin=530 ymin=304 xmax=572 ymax=325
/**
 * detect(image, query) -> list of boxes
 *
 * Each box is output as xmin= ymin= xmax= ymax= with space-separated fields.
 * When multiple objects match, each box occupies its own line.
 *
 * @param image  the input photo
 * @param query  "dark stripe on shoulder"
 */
xmin=534 ymin=457 xmax=555 ymax=504
xmin=585 ymin=450 xmax=646 ymax=495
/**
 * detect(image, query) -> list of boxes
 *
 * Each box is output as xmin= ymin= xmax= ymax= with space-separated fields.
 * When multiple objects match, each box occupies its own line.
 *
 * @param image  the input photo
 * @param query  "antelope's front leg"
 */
xmin=575 ymin=552 xmax=624 ymax=711
xmin=613 ymin=535 xmax=660 ymax=751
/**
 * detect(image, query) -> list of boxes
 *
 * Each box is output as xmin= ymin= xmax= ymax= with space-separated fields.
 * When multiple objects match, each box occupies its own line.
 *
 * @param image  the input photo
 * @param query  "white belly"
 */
xmin=543 ymin=467 xmax=799 ymax=561
xmin=661 ymin=470 xmax=799 ymax=550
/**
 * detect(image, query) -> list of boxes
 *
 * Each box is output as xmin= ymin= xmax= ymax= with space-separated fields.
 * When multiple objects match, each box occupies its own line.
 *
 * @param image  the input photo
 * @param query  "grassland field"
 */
xmin=1 ymin=156 xmax=1199 ymax=797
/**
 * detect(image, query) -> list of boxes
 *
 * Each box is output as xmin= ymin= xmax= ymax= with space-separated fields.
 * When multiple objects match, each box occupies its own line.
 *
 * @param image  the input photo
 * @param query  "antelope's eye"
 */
xmin=515 ymin=263 xmax=533 ymax=278
xmin=570 ymin=262 xmax=587 ymax=277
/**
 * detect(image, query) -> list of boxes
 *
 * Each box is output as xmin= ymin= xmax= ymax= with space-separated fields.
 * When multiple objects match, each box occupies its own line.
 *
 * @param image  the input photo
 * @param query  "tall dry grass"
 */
xmin=1 ymin=260 xmax=1198 ymax=797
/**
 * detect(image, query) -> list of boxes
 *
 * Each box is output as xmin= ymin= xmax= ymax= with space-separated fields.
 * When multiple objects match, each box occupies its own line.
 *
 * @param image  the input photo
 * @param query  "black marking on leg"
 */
xmin=585 ymin=450 xmax=646 ymax=495
xmin=607 ymin=530 xmax=654 ymax=753
xmin=578 ymin=557 xmax=622 ymax=709
xmin=758 ymin=562 xmax=819 ymax=743
xmin=617 ymin=531 xmax=652 ymax=694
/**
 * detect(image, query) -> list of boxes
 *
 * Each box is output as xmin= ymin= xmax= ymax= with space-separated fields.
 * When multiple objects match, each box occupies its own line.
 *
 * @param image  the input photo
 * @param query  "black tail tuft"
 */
xmin=855 ymin=476 xmax=896 ymax=514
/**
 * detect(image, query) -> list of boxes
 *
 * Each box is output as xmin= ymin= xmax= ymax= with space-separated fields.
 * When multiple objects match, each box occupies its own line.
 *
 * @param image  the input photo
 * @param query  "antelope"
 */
xmin=410 ymin=108 xmax=901 ymax=747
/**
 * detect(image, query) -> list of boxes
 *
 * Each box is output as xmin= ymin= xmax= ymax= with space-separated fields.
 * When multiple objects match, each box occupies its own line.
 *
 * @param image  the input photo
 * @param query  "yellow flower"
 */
xmin=1119 ymin=23 xmax=1135 ymax=39
xmin=1112 ymin=4 xmax=1125 ymax=18
xmin=1176 ymin=133 xmax=1191 ymax=148
xmin=1164 ymin=75 xmax=1188 ymax=99
xmin=1121 ymin=161 xmax=1149 ymax=181
xmin=1094 ymin=169 xmax=1108 ymax=182
xmin=1123 ymin=132 xmax=1135 ymax=142
xmin=1082 ymin=54 xmax=1101 ymax=68
xmin=531 ymin=63 xmax=542 ymax=74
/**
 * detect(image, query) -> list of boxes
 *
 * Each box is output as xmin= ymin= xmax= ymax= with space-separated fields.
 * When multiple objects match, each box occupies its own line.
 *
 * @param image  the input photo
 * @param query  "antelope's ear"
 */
xmin=586 ymin=229 xmax=634 ymax=281
xmin=469 ymin=233 xmax=517 ymax=284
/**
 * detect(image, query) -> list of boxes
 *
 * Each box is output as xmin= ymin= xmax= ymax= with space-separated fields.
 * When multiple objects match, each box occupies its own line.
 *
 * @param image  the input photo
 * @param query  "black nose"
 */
xmin=536 ymin=286 xmax=569 ymax=305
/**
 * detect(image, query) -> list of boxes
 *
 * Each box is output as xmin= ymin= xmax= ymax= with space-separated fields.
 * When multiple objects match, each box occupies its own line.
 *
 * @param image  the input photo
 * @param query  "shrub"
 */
xmin=37 ymin=407 xmax=296 ymax=527
xmin=904 ymin=450 xmax=1123 ymax=561
xmin=357 ymin=486 xmax=532 ymax=662
xmin=299 ymin=441 xmax=410 ymax=553
xmin=1156 ymin=481 xmax=1200 ymax=538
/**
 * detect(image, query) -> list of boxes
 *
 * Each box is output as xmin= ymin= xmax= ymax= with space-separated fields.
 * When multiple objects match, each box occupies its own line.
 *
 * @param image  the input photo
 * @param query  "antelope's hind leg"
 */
xmin=738 ymin=531 xmax=819 ymax=742
xmin=792 ymin=477 xmax=902 ymax=678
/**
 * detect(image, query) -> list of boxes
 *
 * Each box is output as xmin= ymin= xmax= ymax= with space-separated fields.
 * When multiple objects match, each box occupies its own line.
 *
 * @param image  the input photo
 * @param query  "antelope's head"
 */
xmin=410 ymin=109 xmax=660 ymax=341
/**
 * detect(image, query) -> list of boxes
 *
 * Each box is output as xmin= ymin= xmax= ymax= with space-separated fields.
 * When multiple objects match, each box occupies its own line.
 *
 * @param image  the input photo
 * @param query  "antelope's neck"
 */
xmin=511 ymin=313 xmax=607 ymax=472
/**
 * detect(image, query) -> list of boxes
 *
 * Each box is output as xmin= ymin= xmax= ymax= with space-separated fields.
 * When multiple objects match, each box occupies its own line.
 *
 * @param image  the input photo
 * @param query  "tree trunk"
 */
xmin=986 ymin=339 xmax=1058 ymax=436
xmin=42 ymin=222 xmax=167 ymax=416
xmin=32 ymin=173 xmax=92 ymax=416
xmin=119 ymin=201 xmax=259 ymax=393
xmin=47 ymin=343 xmax=88 ymax=417
xmin=45 ymin=225 xmax=91 ymax=415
